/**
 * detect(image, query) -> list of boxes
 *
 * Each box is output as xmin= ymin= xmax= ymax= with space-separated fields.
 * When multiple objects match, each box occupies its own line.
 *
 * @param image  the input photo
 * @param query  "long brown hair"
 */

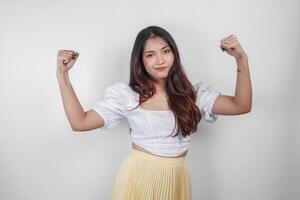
xmin=128 ymin=25 xmax=202 ymax=137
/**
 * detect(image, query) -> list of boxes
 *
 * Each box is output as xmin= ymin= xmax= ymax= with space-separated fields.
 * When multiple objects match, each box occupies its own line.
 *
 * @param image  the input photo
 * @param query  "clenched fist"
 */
xmin=57 ymin=50 xmax=79 ymax=74
xmin=220 ymin=34 xmax=247 ymax=60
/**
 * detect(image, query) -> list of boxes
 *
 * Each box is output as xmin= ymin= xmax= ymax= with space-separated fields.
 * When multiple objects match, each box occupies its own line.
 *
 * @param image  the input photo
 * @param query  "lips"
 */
xmin=155 ymin=67 xmax=167 ymax=71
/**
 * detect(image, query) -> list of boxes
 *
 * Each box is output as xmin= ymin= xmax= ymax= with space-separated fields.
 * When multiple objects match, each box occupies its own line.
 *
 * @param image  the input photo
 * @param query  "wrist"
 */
xmin=56 ymin=71 xmax=68 ymax=78
xmin=237 ymin=65 xmax=250 ymax=75
xmin=235 ymin=53 xmax=248 ymax=62
xmin=237 ymin=68 xmax=250 ymax=74
xmin=235 ymin=56 xmax=249 ymax=74
xmin=56 ymin=72 xmax=70 ymax=83
xmin=235 ymin=55 xmax=248 ymax=66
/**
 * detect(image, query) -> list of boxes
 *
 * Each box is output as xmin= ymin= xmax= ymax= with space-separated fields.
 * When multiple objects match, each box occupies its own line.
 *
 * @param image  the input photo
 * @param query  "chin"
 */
xmin=154 ymin=75 xmax=168 ymax=80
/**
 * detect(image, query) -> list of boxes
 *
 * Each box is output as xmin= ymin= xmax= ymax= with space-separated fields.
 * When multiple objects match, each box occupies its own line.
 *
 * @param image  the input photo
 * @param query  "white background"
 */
xmin=0 ymin=0 xmax=299 ymax=199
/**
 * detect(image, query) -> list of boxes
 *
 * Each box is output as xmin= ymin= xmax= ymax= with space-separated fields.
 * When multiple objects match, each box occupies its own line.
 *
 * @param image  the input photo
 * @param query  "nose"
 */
xmin=156 ymin=54 xmax=165 ymax=65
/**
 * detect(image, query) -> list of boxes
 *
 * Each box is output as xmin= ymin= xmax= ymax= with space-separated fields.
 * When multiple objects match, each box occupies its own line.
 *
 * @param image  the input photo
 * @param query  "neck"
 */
xmin=153 ymin=80 xmax=166 ymax=94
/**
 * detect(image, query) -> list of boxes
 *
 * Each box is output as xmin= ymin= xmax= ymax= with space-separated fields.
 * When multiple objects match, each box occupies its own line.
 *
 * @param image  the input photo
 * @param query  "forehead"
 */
xmin=144 ymin=37 xmax=169 ymax=51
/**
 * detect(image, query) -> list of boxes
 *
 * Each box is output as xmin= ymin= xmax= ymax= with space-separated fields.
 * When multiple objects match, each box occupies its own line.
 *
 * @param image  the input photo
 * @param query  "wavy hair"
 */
xmin=128 ymin=25 xmax=202 ymax=137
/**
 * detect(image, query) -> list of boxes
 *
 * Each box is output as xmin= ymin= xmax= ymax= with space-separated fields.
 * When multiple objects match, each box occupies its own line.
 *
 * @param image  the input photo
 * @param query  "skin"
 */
xmin=214 ymin=34 xmax=252 ymax=115
xmin=142 ymin=37 xmax=174 ymax=96
xmin=141 ymin=34 xmax=252 ymax=115
xmin=56 ymin=33 xmax=252 ymax=141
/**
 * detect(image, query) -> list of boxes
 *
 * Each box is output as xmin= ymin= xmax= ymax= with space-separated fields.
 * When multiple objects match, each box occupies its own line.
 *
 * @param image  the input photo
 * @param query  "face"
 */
xmin=142 ymin=37 xmax=174 ymax=82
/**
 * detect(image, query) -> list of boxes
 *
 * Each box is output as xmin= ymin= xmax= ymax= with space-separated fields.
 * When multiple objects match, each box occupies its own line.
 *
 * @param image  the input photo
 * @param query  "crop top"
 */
xmin=92 ymin=81 xmax=221 ymax=157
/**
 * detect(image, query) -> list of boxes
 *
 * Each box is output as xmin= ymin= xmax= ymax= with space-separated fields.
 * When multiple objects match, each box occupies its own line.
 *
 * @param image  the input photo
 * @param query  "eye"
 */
xmin=146 ymin=54 xmax=153 ymax=58
xmin=164 ymin=49 xmax=171 ymax=54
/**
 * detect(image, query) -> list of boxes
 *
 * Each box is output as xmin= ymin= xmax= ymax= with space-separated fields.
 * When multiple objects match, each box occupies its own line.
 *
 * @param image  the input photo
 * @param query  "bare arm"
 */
xmin=56 ymin=50 xmax=104 ymax=132
xmin=212 ymin=57 xmax=252 ymax=115
xmin=212 ymin=34 xmax=252 ymax=115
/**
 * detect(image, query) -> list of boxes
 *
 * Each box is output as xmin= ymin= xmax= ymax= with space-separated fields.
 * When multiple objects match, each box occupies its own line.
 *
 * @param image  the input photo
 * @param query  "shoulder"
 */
xmin=104 ymin=82 xmax=136 ymax=102
xmin=109 ymin=81 xmax=131 ymax=89
xmin=193 ymin=81 xmax=221 ymax=100
xmin=193 ymin=81 xmax=212 ymax=92
xmin=105 ymin=82 xmax=132 ymax=93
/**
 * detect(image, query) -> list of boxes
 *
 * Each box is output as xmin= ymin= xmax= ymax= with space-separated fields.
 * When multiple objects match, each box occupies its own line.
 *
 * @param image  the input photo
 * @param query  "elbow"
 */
xmin=245 ymin=108 xmax=251 ymax=113
xmin=71 ymin=124 xmax=83 ymax=132
xmin=234 ymin=102 xmax=252 ymax=114
xmin=71 ymin=114 xmax=87 ymax=132
xmin=246 ymin=102 xmax=252 ymax=112
xmin=235 ymin=103 xmax=252 ymax=114
xmin=71 ymin=126 xmax=79 ymax=132
xmin=233 ymin=97 xmax=252 ymax=114
xmin=242 ymin=105 xmax=252 ymax=113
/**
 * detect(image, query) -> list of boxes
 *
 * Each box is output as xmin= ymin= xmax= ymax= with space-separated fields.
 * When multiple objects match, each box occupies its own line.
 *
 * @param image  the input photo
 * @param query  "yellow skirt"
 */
xmin=112 ymin=149 xmax=192 ymax=200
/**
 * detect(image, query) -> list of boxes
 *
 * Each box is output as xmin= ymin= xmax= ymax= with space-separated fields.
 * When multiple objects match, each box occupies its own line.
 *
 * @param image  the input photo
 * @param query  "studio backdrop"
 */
xmin=0 ymin=0 xmax=299 ymax=199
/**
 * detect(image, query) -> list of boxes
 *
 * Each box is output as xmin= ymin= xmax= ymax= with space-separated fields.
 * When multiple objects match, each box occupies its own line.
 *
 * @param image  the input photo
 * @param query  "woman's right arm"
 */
xmin=56 ymin=50 xmax=104 ymax=132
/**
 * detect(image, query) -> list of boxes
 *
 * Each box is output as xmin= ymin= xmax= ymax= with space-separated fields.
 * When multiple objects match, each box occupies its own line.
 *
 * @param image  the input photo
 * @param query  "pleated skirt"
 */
xmin=111 ymin=149 xmax=192 ymax=200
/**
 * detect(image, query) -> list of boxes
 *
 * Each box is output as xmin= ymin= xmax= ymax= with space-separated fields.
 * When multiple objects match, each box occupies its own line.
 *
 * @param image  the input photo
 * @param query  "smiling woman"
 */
xmin=128 ymin=26 xmax=202 ymax=138
xmin=56 ymin=25 xmax=252 ymax=200
xmin=142 ymin=38 xmax=174 ymax=79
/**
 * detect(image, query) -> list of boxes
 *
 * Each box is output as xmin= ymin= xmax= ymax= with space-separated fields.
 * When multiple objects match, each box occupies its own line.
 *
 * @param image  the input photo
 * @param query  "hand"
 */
xmin=57 ymin=50 xmax=79 ymax=74
xmin=220 ymin=34 xmax=247 ymax=60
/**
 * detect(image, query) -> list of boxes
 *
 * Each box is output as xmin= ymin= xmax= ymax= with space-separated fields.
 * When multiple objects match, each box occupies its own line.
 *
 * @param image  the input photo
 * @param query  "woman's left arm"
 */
xmin=212 ymin=34 xmax=252 ymax=115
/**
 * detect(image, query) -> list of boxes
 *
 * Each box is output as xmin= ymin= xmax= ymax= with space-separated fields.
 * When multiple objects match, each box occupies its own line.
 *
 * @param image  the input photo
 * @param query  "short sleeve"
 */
xmin=194 ymin=81 xmax=221 ymax=123
xmin=92 ymin=82 xmax=132 ymax=129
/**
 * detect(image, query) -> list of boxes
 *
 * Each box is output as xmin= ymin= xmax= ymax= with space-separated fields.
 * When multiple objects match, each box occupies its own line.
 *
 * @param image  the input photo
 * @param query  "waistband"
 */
xmin=131 ymin=149 xmax=186 ymax=165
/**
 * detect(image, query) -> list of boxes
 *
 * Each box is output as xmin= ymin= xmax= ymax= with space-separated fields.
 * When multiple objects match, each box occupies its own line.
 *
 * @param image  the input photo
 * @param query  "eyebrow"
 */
xmin=144 ymin=45 xmax=170 ymax=54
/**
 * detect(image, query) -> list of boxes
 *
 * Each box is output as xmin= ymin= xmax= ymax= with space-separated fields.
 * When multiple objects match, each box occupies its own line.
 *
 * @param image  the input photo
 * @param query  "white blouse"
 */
xmin=92 ymin=81 xmax=221 ymax=157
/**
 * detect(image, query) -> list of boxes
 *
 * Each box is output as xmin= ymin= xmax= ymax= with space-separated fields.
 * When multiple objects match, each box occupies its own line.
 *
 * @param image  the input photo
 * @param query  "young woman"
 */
xmin=56 ymin=25 xmax=252 ymax=199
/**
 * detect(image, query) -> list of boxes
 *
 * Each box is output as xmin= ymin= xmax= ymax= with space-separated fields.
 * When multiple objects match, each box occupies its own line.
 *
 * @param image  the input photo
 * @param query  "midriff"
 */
xmin=132 ymin=142 xmax=188 ymax=158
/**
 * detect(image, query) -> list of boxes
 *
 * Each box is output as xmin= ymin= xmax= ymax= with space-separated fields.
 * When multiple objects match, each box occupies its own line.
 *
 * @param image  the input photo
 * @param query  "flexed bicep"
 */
xmin=212 ymin=95 xmax=251 ymax=115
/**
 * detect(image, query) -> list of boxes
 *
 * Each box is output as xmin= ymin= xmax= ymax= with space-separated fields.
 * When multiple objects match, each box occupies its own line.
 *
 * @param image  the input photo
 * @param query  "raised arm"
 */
xmin=212 ymin=35 xmax=252 ymax=115
xmin=56 ymin=50 xmax=104 ymax=131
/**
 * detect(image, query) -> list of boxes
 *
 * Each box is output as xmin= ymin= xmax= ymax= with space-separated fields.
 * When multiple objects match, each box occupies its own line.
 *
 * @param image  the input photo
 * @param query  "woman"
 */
xmin=56 ymin=25 xmax=252 ymax=199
